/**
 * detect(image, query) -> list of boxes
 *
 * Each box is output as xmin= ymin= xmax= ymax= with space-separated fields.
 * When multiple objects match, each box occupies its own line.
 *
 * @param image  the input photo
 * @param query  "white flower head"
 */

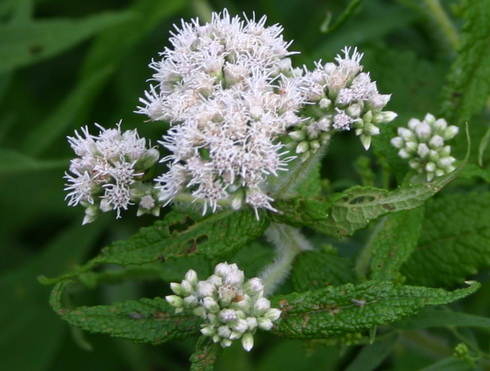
xmin=137 ymin=9 xmax=305 ymax=217
xmin=64 ymin=121 xmax=161 ymax=223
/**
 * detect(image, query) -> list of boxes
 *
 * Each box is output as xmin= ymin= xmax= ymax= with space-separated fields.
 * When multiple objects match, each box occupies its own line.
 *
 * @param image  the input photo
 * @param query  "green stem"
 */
xmin=260 ymin=223 xmax=312 ymax=295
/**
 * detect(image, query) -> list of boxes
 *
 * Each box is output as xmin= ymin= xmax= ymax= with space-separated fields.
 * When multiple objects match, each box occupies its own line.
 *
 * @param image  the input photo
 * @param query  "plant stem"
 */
xmin=260 ymin=223 xmax=313 ymax=296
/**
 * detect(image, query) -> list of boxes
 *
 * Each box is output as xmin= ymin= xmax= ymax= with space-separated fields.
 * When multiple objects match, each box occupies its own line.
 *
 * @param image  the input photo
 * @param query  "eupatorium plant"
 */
xmin=38 ymin=5 xmax=490 ymax=370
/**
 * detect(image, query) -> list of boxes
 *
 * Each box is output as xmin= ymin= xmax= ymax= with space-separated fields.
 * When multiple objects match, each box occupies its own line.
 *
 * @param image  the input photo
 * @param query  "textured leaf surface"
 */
xmin=41 ymin=209 xmax=268 ymax=284
xmin=50 ymin=281 xmax=201 ymax=344
xmin=401 ymin=192 xmax=490 ymax=286
xmin=272 ymin=170 xmax=454 ymax=239
xmin=270 ymin=281 xmax=479 ymax=339
xmin=292 ymin=250 xmax=357 ymax=292
xmin=440 ymin=0 xmax=490 ymax=125
xmin=369 ymin=207 xmax=424 ymax=281
xmin=0 ymin=12 xmax=133 ymax=73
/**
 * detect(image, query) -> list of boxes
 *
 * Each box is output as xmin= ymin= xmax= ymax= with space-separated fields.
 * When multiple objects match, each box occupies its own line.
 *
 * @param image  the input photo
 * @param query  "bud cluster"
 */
xmin=391 ymin=113 xmax=459 ymax=181
xmin=64 ymin=122 xmax=161 ymax=224
xmin=166 ymin=263 xmax=281 ymax=351
xmin=288 ymin=47 xmax=397 ymax=157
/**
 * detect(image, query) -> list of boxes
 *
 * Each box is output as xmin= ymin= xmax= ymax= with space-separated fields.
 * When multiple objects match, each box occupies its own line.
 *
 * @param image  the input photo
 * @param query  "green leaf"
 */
xmin=421 ymin=357 xmax=474 ymax=371
xmin=190 ymin=336 xmax=223 ymax=371
xmin=291 ymin=249 xmax=357 ymax=292
xmin=22 ymin=66 xmax=113 ymax=156
xmin=272 ymin=167 xmax=457 ymax=239
xmin=270 ymin=281 xmax=479 ymax=339
xmin=368 ymin=206 xmax=424 ymax=281
xmin=345 ymin=332 xmax=398 ymax=371
xmin=0 ymin=222 xmax=104 ymax=371
xmin=41 ymin=209 xmax=268 ymax=285
xmin=49 ymin=281 xmax=201 ymax=344
xmin=395 ymin=308 xmax=490 ymax=330
xmin=0 ymin=11 xmax=134 ymax=74
xmin=0 ymin=148 xmax=68 ymax=174
xmin=401 ymin=191 xmax=490 ymax=287
xmin=440 ymin=0 xmax=490 ymax=125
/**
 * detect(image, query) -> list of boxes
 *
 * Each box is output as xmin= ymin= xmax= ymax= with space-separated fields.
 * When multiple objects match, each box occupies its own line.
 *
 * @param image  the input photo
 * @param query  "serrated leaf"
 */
xmin=0 ymin=11 xmax=133 ymax=74
xmin=50 ymin=281 xmax=201 ymax=344
xmin=292 ymin=250 xmax=357 ymax=292
xmin=41 ymin=209 xmax=268 ymax=285
xmin=272 ymin=169 xmax=454 ymax=239
xmin=270 ymin=281 xmax=479 ymax=339
xmin=440 ymin=0 xmax=490 ymax=125
xmin=368 ymin=206 xmax=424 ymax=281
xmin=401 ymin=192 xmax=490 ymax=287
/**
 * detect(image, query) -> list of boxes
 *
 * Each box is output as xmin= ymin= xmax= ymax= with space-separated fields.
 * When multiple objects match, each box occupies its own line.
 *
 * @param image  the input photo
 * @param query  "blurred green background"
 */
xmin=2 ymin=0 xmax=486 ymax=370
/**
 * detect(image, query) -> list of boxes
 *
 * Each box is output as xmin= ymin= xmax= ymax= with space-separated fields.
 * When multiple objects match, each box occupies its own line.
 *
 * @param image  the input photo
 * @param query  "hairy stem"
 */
xmin=260 ymin=223 xmax=313 ymax=296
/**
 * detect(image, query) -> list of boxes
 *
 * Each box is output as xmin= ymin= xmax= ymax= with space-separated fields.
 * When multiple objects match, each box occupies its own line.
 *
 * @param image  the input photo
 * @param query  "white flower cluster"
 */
xmin=136 ymin=9 xmax=304 ymax=217
xmin=64 ymin=122 xmax=161 ymax=224
xmin=166 ymin=262 xmax=281 ymax=351
xmin=391 ymin=113 xmax=459 ymax=181
xmin=290 ymin=47 xmax=397 ymax=157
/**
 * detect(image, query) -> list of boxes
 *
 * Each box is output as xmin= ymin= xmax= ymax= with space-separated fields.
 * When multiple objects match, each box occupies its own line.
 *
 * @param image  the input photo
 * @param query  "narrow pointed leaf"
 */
xmin=0 ymin=11 xmax=133 ymax=73
xmin=270 ymin=281 xmax=479 ymax=339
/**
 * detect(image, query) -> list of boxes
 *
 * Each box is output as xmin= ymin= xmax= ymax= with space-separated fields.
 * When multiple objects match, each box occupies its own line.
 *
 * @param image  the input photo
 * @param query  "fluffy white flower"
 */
xmin=64 ymin=121 xmax=161 ymax=223
xmin=137 ymin=9 xmax=305 ymax=216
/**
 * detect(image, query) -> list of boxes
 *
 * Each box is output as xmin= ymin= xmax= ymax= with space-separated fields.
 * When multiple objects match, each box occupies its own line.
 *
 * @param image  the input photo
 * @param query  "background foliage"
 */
xmin=2 ymin=0 xmax=490 ymax=370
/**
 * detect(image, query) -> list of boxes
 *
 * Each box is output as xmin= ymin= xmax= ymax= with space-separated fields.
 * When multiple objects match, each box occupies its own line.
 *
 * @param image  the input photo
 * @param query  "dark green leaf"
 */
xmin=401 ymin=192 xmax=490 ymax=286
xmin=369 ymin=206 xmax=424 ymax=281
xmin=22 ymin=66 xmax=113 ymax=156
xmin=0 ymin=222 xmax=104 ymax=371
xmin=440 ymin=0 xmax=490 ymax=125
xmin=50 ymin=281 xmax=201 ymax=344
xmin=345 ymin=332 xmax=398 ymax=371
xmin=0 ymin=11 xmax=134 ymax=73
xmin=272 ymin=169 xmax=455 ymax=239
xmin=292 ymin=249 xmax=357 ymax=292
xmin=270 ymin=281 xmax=479 ymax=339
xmin=395 ymin=308 xmax=490 ymax=330
xmin=41 ymin=209 xmax=268 ymax=285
